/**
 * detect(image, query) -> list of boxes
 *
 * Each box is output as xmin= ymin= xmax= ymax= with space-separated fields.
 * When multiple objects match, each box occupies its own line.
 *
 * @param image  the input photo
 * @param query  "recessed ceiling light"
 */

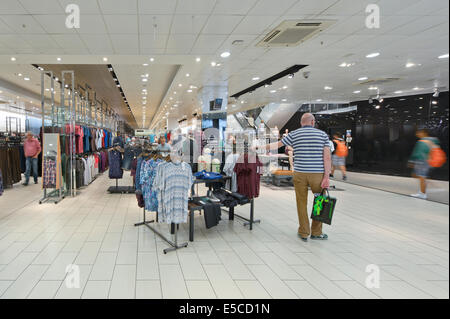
xmin=103 ymin=57 xmax=108 ymax=62
xmin=150 ymin=58 xmax=155 ymax=62
xmin=187 ymin=89 xmax=193 ymax=93
xmin=394 ymin=90 xmax=403 ymax=94
xmin=185 ymin=73 xmax=190 ymax=77
xmin=17 ymin=73 xmax=22 ymax=77
xmin=142 ymin=78 xmax=148 ymax=82
xmin=324 ymin=86 xmax=333 ymax=90
xmin=178 ymin=84 xmax=182 ymax=87
xmin=143 ymin=63 xmax=149 ymax=66
xmin=10 ymin=57 xmax=16 ymax=61
xmin=241 ymin=101 xmax=245 ymax=104
xmin=438 ymin=53 xmax=449 ymax=59
xmin=413 ymin=87 xmax=420 ymax=90
xmin=358 ymin=77 xmax=368 ymax=81
xmin=220 ymin=51 xmax=231 ymax=58
xmin=353 ymin=90 xmax=361 ymax=94
xmin=211 ymin=62 xmax=217 ymax=67
xmin=281 ymin=99 xmax=287 ymax=102
xmin=24 ymin=77 xmax=30 ymax=81
xmin=316 ymin=99 xmax=322 ymax=102
xmin=45 ymin=88 xmax=50 ymax=91
xmin=270 ymin=90 xmax=277 ymax=93
xmin=368 ymin=86 xmax=378 ymax=90
xmin=366 ymin=52 xmax=380 ymax=58
xmin=405 ymin=62 xmax=417 ymax=68
xmin=196 ymin=57 xmax=201 ymax=62
xmin=282 ymin=86 xmax=288 ymax=90
xmin=252 ymin=77 xmax=260 ymax=81
xmin=57 ymin=57 xmax=61 ymax=61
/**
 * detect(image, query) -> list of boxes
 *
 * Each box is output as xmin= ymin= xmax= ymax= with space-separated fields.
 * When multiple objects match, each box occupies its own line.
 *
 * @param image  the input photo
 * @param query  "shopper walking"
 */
xmin=331 ymin=133 xmax=348 ymax=181
xmin=408 ymin=128 xmax=440 ymax=200
xmin=23 ymin=132 xmax=41 ymax=186
xmin=260 ymin=113 xmax=331 ymax=241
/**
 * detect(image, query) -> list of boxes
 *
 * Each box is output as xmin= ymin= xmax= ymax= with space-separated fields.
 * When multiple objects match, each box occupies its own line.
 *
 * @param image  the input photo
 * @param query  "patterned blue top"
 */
xmin=153 ymin=161 xmax=194 ymax=224
xmin=140 ymin=159 xmax=161 ymax=212
xmin=281 ymin=126 xmax=330 ymax=173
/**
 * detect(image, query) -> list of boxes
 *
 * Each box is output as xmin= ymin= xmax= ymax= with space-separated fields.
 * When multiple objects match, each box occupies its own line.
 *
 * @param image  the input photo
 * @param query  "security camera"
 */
xmin=303 ymin=71 xmax=310 ymax=79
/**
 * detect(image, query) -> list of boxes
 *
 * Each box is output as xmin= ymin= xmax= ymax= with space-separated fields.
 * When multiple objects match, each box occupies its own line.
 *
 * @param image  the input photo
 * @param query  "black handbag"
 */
xmin=310 ymin=189 xmax=337 ymax=225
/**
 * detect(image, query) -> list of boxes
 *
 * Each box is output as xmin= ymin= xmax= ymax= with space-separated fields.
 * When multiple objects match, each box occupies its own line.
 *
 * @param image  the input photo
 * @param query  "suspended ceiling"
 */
xmin=0 ymin=0 xmax=448 ymax=130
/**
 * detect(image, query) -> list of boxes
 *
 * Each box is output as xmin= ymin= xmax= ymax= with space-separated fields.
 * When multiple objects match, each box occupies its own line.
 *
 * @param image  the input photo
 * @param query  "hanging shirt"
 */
xmin=108 ymin=150 xmax=123 ymax=179
xmin=140 ymin=158 xmax=162 ymax=212
xmin=223 ymin=153 xmax=240 ymax=192
xmin=234 ymin=154 xmax=263 ymax=199
xmin=153 ymin=161 xmax=194 ymax=224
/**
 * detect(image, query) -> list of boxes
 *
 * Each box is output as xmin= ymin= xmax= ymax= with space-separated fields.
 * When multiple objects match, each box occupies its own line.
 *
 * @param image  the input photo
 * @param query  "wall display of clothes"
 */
xmin=64 ymin=124 xmax=114 ymax=155
xmin=80 ymin=150 xmax=109 ymax=186
xmin=136 ymin=156 xmax=194 ymax=225
xmin=0 ymin=135 xmax=23 ymax=187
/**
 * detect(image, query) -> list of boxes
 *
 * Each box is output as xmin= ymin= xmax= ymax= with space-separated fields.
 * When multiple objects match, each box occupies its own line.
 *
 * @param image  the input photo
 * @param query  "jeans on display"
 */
xmin=25 ymin=157 xmax=38 ymax=184
xmin=293 ymin=172 xmax=324 ymax=238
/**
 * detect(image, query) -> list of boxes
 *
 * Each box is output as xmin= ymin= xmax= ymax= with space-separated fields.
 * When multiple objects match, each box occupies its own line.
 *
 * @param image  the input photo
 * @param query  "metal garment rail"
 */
xmin=134 ymin=207 xmax=188 ymax=254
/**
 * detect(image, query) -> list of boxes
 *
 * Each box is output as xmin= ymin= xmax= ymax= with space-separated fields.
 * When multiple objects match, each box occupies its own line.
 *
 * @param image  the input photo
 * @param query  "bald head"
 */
xmin=301 ymin=113 xmax=315 ymax=127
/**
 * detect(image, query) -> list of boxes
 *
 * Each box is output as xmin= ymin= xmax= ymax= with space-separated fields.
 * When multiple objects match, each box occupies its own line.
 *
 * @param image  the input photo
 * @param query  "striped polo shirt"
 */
xmin=281 ymin=126 xmax=330 ymax=173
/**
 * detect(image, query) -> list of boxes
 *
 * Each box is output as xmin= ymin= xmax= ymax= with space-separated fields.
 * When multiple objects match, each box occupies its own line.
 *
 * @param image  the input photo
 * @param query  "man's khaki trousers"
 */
xmin=293 ymin=172 xmax=324 ymax=238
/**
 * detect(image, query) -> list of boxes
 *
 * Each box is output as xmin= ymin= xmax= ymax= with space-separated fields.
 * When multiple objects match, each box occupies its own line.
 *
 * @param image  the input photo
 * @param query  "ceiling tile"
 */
xmin=389 ymin=15 xmax=448 ymax=36
xmin=0 ymin=35 xmax=32 ymax=49
xmin=289 ymin=0 xmax=337 ymax=14
xmin=0 ymin=0 xmax=27 ymax=14
xmin=114 ymin=47 xmax=140 ymax=54
xmin=77 ymin=15 xmax=108 ymax=34
xmin=170 ymin=15 xmax=208 ymax=34
xmin=79 ymin=34 xmax=113 ymax=50
xmin=321 ymin=0 xmax=375 ymax=16
xmin=34 ymin=14 xmax=77 ymax=34
xmin=202 ymin=15 xmax=244 ymax=35
xmin=233 ymin=15 xmax=279 ymax=35
xmin=398 ymin=0 xmax=448 ymax=16
xmin=18 ymin=0 xmax=65 ymax=14
xmin=248 ymin=0 xmax=297 ymax=15
xmin=193 ymin=34 xmax=227 ymax=50
xmin=98 ymin=0 xmax=137 ymax=14
xmin=140 ymin=34 xmax=168 ymax=48
xmin=20 ymin=34 xmax=61 ymax=48
xmin=165 ymin=47 xmax=192 ymax=55
xmin=139 ymin=47 xmax=165 ymax=54
xmin=58 ymin=0 xmax=101 ymax=14
xmin=138 ymin=0 xmax=177 ymax=14
xmin=104 ymin=15 xmax=138 ymax=34
xmin=139 ymin=15 xmax=172 ymax=34
xmin=110 ymin=34 xmax=139 ymax=49
xmin=166 ymin=34 xmax=197 ymax=49
xmin=0 ymin=15 xmax=47 ymax=34
xmin=376 ymin=0 xmax=422 ymax=16
xmin=0 ymin=19 xmax=13 ymax=34
xmin=213 ymin=0 xmax=258 ymax=15
xmin=52 ymin=34 xmax=86 ymax=49
xmin=175 ymin=0 xmax=216 ymax=14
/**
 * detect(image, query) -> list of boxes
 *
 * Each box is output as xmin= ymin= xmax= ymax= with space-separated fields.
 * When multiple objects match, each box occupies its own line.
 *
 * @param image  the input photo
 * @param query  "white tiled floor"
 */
xmin=0 ymin=172 xmax=448 ymax=299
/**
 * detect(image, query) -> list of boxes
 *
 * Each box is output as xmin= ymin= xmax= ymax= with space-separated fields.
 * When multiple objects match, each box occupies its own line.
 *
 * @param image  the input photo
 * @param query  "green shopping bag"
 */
xmin=310 ymin=189 xmax=337 ymax=225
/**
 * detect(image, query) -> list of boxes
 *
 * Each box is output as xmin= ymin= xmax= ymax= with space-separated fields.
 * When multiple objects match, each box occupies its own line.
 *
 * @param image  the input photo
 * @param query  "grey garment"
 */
xmin=156 ymin=143 xmax=171 ymax=157
xmin=223 ymin=153 xmax=239 ymax=192
xmin=332 ymin=154 xmax=346 ymax=167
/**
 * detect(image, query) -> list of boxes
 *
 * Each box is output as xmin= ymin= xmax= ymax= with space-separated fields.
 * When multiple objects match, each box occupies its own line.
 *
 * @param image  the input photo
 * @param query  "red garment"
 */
xmin=234 ymin=154 xmax=263 ymax=199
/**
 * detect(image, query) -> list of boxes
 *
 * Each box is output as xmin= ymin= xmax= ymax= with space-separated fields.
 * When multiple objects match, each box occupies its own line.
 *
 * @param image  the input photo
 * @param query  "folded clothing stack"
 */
xmin=212 ymin=188 xmax=250 ymax=207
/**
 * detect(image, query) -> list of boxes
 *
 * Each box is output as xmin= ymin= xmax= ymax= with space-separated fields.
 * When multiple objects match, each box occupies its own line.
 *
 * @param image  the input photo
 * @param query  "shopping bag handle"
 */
xmin=320 ymin=188 xmax=330 ymax=198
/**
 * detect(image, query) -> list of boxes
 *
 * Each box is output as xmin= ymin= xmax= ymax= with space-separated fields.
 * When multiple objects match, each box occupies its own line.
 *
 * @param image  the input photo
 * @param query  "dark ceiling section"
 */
xmin=39 ymin=64 xmax=137 ymax=128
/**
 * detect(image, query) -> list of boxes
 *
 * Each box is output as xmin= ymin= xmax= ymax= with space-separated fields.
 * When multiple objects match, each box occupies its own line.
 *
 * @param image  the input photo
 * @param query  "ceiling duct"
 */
xmin=257 ymin=20 xmax=336 ymax=48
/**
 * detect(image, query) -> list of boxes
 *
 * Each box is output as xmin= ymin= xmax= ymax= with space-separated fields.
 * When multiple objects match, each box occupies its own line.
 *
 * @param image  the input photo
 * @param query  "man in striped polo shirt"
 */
xmin=261 ymin=113 xmax=331 ymax=242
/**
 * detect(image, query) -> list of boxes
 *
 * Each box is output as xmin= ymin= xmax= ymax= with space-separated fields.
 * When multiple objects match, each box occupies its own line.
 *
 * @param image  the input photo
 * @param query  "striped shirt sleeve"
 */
xmin=323 ymin=133 xmax=330 ymax=148
xmin=281 ymin=133 xmax=293 ymax=147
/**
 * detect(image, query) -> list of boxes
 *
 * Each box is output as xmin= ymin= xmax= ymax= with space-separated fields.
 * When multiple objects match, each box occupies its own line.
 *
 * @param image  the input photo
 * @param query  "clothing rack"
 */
xmin=134 ymin=151 xmax=189 ymax=254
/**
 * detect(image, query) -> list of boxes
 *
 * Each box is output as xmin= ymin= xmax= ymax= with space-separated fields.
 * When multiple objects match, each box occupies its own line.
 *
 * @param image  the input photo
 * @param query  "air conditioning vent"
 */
xmin=296 ymin=22 xmax=322 ymax=27
xmin=257 ymin=20 xmax=336 ymax=47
